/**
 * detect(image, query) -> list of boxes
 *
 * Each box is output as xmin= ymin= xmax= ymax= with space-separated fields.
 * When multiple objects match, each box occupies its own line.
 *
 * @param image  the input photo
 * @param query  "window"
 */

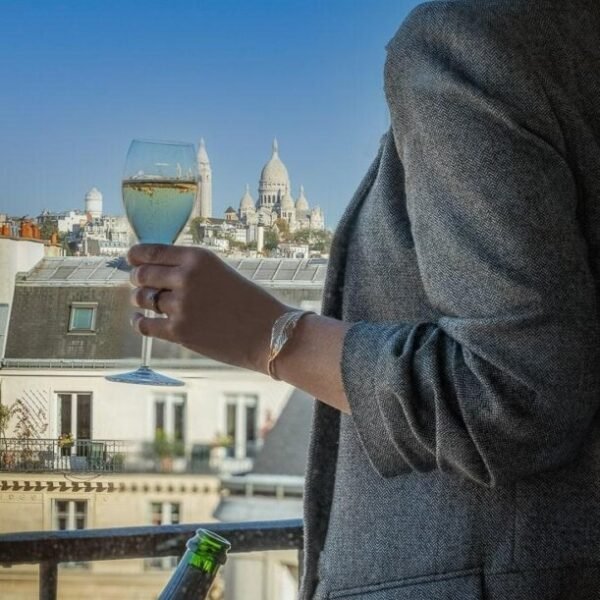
xmin=224 ymin=394 xmax=259 ymax=459
xmin=54 ymin=500 xmax=88 ymax=568
xmin=153 ymin=393 xmax=186 ymax=455
xmin=58 ymin=392 xmax=93 ymax=463
xmin=68 ymin=303 xmax=97 ymax=332
xmin=146 ymin=502 xmax=181 ymax=569
xmin=58 ymin=393 xmax=92 ymax=439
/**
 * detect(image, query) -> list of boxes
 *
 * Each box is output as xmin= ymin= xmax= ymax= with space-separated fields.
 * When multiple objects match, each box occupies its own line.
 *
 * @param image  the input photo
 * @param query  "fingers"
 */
xmin=127 ymin=244 xmax=190 ymax=267
xmin=130 ymin=264 xmax=184 ymax=289
xmin=131 ymin=312 xmax=173 ymax=340
xmin=131 ymin=287 xmax=175 ymax=313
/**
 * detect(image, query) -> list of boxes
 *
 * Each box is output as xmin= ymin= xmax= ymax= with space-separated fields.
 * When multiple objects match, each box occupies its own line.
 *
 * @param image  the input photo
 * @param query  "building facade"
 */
xmin=0 ymin=253 xmax=324 ymax=599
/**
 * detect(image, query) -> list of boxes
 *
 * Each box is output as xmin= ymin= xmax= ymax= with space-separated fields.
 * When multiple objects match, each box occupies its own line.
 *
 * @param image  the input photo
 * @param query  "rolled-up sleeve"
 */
xmin=342 ymin=1 xmax=600 ymax=487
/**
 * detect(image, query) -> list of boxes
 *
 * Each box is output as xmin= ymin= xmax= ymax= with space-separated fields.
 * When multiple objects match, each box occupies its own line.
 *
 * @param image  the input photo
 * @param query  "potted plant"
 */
xmin=153 ymin=429 xmax=174 ymax=472
xmin=209 ymin=433 xmax=234 ymax=467
xmin=0 ymin=400 xmax=17 ymax=469
xmin=58 ymin=432 xmax=74 ymax=450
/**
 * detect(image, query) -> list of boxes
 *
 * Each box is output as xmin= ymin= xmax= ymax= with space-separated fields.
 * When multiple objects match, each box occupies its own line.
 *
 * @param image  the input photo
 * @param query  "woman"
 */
xmin=128 ymin=1 xmax=600 ymax=598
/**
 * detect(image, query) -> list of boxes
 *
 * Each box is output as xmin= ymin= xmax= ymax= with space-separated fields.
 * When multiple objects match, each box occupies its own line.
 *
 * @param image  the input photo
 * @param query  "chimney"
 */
xmin=20 ymin=220 xmax=33 ymax=238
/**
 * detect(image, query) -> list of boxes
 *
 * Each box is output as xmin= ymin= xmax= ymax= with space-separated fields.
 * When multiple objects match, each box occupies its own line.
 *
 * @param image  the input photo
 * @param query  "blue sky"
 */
xmin=0 ymin=0 xmax=420 ymax=227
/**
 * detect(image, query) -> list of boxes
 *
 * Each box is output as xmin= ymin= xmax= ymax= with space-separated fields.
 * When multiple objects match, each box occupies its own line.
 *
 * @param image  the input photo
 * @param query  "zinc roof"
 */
xmin=17 ymin=255 xmax=327 ymax=288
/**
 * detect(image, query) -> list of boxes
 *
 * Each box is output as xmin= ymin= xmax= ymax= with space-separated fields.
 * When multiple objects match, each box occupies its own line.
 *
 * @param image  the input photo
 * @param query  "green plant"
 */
xmin=12 ymin=398 xmax=47 ymax=441
xmin=263 ymin=229 xmax=279 ymax=252
xmin=0 ymin=394 xmax=18 ymax=468
xmin=0 ymin=403 xmax=16 ymax=442
xmin=58 ymin=432 xmax=74 ymax=448
xmin=153 ymin=430 xmax=185 ymax=458
xmin=211 ymin=433 xmax=234 ymax=448
xmin=111 ymin=452 xmax=126 ymax=470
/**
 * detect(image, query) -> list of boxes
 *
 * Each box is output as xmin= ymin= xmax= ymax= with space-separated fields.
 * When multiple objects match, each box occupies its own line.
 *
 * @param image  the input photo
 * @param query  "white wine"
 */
xmin=123 ymin=180 xmax=197 ymax=244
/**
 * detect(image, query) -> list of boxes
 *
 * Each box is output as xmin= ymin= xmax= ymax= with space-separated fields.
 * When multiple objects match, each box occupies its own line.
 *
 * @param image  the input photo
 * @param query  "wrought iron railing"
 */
xmin=0 ymin=518 xmax=304 ymax=600
xmin=0 ymin=438 xmax=263 ymax=474
xmin=0 ymin=438 xmax=128 ymax=473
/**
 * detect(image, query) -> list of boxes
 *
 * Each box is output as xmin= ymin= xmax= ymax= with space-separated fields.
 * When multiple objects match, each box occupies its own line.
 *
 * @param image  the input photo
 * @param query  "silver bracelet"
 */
xmin=267 ymin=310 xmax=314 ymax=380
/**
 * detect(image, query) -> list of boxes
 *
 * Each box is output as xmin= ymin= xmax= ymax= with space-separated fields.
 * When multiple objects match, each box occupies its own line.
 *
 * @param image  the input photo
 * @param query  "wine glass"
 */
xmin=106 ymin=139 xmax=198 ymax=386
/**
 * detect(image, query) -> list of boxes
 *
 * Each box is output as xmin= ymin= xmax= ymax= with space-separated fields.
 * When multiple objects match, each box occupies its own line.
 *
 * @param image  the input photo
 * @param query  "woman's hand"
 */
xmin=127 ymin=244 xmax=288 ymax=374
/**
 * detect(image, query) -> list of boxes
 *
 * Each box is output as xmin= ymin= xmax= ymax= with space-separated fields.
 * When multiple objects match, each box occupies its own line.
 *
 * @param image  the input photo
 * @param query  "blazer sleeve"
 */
xmin=341 ymin=1 xmax=600 ymax=487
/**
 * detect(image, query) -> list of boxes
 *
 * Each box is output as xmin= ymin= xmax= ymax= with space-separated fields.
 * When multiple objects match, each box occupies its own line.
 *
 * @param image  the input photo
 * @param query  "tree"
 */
xmin=290 ymin=229 xmax=311 ymax=244
xmin=189 ymin=217 xmax=205 ymax=244
xmin=39 ymin=219 xmax=57 ymax=241
xmin=310 ymin=229 xmax=334 ymax=254
xmin=273 ymin=218 xmax=290 ymax=240
xmin=263 ymin=229 xmax=279 ymax=252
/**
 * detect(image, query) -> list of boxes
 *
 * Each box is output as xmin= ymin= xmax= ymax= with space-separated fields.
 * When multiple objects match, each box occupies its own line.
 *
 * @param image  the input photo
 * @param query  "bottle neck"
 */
xmin=186 ymin=529 xmax=230 ymax=575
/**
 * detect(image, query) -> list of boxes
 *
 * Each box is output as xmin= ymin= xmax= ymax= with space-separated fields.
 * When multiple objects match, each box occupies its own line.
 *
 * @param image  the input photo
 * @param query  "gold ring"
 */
xmin=151 ymin=288 xmax=167 ymax=315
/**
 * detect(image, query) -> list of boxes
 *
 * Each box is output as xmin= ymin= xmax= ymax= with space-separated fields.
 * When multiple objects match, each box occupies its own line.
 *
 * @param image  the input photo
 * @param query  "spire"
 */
xmin=272 ymin=138 xmax=279 ymax=156
xmin=300 ymin=184 xmax=304 ymax=196
xmin=197 ymin=137 xmax=210 ymax=165
xmin=246 ymin=183 xmax=250 ymax=193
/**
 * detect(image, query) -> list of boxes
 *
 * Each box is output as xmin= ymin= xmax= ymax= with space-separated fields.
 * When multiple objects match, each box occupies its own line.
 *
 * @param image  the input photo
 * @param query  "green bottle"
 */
xmin=158 ymin=529 xmax=231 ymax=600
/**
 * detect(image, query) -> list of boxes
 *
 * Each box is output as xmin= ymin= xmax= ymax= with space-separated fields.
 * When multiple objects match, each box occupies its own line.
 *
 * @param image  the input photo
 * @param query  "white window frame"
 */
xmin=56 ymin=392 xmax=93 ymax=440
xmin=53 ymin=499 xmax=89 ymax=568
xmin=146 ymin=501 xmax=181 ymax=570
xmin=152 ymin=392 xmax=186 ymax=448
xmin=224 ymin=393 xmax=259 ymax=459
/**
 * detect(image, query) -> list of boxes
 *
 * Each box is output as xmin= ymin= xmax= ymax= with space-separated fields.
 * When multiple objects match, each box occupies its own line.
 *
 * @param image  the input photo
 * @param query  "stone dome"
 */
xmin=85 ymin=187 xmax=102 ymax=202
xmin=239 ymin=184 xmax=255 ymax=210
xmin=295 ymin=185 xmax=309 ymax=211
xmin=260 ymin=139 xmax=289 ymax=188
xmin=85 ymin=187 xmax=103 ymax=218
xmin=280 ymin=189 xmax=295 ymax=211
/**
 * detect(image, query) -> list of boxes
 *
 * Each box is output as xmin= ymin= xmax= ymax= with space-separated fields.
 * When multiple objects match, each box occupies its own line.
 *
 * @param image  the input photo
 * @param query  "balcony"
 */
xmin=0 ymin=438 xmax=263 ymax=475
xmin=0 ymin=438 xmax=128 ymax=473
xmin=0 ymin=518 xmax=304 ymax=600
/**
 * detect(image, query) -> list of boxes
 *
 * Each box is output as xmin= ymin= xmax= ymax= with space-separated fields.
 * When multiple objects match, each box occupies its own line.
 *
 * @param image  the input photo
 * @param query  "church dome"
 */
xmin=239 ymin=184 xmax=255 ymax=210
xmin=295 ymin=185 xmax=309 ymax=211
xmin=85 ymin=187 xmax=103 ymax=218
xmin=85 ymin=187 xmax=102 ymax=203
xmin=280 ymin=189 xmax=294 ymax=211
xmin=260 ymin=139 xmax=289 ymax=188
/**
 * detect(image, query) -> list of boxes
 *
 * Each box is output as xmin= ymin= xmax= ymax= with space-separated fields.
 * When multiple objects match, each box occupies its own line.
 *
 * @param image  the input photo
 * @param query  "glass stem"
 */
xmin=141 ymin=309 xmax=153 ymax=368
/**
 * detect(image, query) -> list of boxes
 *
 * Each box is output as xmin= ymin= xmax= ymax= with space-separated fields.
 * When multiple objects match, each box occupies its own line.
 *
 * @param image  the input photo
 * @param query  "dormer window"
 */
xmin=69 ymin=302 xmax=97 ymax=333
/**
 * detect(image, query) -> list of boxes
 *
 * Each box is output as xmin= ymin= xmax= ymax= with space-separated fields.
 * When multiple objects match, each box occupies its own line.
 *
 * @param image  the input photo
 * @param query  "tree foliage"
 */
xmin=263 ymin=229 xmax=279 ymax=252
xmin=39 ymin=219 xmax=58 ymax=240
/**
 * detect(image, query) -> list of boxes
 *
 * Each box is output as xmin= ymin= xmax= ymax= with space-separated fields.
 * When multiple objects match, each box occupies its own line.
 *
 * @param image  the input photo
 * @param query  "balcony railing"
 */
xmin=0 ymin=438 xmax=128 ymax=473
xmin=0 ymin=438 xmax=263 ymax=475
xmin=0 ymin=518 xmax=304 ymax=600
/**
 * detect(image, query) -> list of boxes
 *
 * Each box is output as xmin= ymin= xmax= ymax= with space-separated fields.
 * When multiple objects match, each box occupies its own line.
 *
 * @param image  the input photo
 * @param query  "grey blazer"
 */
xmin=300 ymin=1 xmax=600 ymax=599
